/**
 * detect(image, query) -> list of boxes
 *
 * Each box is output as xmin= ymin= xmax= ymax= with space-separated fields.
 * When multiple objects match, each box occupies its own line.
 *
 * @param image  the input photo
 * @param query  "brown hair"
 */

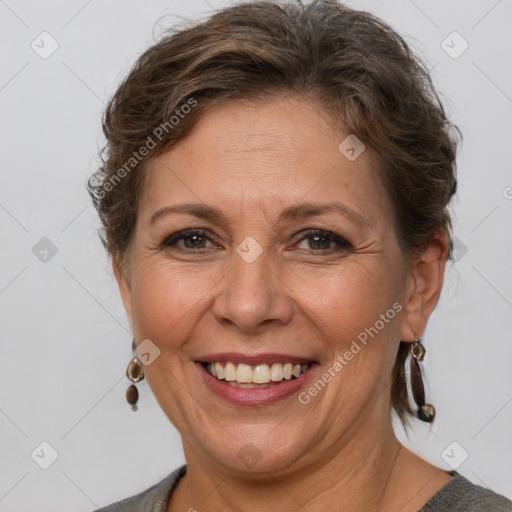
xmin=87 ymin=0 xmax=460 ymax=423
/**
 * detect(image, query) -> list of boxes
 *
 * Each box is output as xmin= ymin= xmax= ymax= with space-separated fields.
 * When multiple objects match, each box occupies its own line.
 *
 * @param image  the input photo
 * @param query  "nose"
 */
xmin=212 ymin=248 xmax=293 ymax=333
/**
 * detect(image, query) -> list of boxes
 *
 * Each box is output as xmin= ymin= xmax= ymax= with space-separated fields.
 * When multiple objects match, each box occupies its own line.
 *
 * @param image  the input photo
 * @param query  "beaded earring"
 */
xmin=126 ymin=339 xmax=144 ymax=411
xmin=409 ymin=339 xmax=435 ymax=422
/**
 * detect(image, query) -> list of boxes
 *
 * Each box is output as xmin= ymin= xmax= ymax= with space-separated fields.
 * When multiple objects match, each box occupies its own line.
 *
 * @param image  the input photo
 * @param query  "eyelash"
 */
xmin=160 ymin=228 xmax=353 ymax=253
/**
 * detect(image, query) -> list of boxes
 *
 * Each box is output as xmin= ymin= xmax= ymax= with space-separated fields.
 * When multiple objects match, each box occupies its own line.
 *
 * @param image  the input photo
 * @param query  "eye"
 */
xmin=295 ymin=229 xmax=353 ymax=253
xmin=160 ymin=228 xmax=352 ymax=254
xmin=161 ymin=229 xmax=215 ymax=250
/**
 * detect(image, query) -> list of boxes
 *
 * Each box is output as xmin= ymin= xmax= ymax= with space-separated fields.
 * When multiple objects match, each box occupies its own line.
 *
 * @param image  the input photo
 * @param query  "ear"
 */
xmin=399 ymin=230 xmax=450 ymax=341
xmin=113 ymin=253 xmax=134 ymax=331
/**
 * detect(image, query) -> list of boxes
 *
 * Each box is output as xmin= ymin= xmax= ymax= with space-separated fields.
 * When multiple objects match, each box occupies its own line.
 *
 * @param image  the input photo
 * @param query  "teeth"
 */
xmin=253 ymin=364 xmax=271 ymax=383
xmin=224 ymin=362 xmax=236 ymax=381
xmin=236 ymin=363 xmax=253 ymax=383
xmin=205 ymin=361 xmax=310 ymax=384
xmin=270 ymin=363 xmax=283 ymax=381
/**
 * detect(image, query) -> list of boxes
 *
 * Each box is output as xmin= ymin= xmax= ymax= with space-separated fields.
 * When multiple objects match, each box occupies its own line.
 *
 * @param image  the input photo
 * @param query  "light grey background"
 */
xmin=0 ymin=0 xmax=511 ymax=510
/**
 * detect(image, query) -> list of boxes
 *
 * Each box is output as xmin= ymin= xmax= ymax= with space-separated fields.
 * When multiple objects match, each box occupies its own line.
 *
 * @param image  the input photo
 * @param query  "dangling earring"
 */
xmin=126 ymin=339 xmax=144 ymax=411
xmin=409 ymin=339 xmax=436 ymax=422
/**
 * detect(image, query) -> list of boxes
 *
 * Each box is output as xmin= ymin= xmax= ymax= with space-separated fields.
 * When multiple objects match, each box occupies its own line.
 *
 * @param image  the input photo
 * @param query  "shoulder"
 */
xmin=421 ymin=472 xmax=512 ymax=512
xmin=93 ymin=465 xmax=187 ymax=512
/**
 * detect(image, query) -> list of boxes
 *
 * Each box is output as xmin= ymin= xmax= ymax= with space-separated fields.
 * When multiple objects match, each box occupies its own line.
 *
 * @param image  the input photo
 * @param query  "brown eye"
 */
xmin=161 ymin=229 xmax=213 ymax=250
xmin=296 ymin=229 xmax=352 ymax=253
xmin=182 ymin=233 xmax=208 ymax=249
xmin=308 ymin=234 xmax=332 ymax=250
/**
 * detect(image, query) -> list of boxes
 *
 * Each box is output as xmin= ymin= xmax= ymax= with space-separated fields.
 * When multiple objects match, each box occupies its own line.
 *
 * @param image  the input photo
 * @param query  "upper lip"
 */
xmin=196 ymin=352 xmax=316 ymax=366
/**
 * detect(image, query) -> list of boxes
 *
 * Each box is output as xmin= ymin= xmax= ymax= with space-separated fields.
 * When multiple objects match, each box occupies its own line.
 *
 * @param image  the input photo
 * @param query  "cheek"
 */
xmin=285 ymin=259 xmax=404 ymax=387
xmin=130 ymin=260 xmax=218 ymax=345
xmin=292 ymin=262 xmax=401 ymax=337
xmin=290 ymin=264 xmax=404 ymax=408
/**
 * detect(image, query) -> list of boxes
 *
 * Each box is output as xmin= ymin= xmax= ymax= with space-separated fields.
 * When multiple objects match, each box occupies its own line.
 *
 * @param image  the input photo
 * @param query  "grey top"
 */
xmin=94 ymin=465 xmax=512 ymax=512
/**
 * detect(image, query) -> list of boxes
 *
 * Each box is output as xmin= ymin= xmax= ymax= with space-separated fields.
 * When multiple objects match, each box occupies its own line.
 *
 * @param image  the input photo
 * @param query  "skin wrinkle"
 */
xmin=113 ymin=96 xmax=451 ymax=511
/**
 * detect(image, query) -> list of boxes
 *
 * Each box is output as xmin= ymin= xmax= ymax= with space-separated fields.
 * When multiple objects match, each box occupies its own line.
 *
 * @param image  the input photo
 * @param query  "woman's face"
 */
xmin=116 ymin=95 xmax=423 ymax=474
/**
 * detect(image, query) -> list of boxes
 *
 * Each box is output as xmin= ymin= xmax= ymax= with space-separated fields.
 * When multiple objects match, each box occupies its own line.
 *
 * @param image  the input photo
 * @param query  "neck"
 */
xmin=170 ymin=415 xmax=408 ymax=512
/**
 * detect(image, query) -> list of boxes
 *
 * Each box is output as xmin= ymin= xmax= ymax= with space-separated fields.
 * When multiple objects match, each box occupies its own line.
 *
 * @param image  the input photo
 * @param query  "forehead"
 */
xmin=140 ymin=96 xmax=390 ymax=224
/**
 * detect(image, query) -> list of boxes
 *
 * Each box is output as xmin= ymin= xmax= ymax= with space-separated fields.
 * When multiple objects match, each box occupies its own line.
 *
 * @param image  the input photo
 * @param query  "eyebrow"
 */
xmin=149 ymin=201 xmax=368 ymax=228
xmin=150 ymin=203 xmax=229 ymax=226
xmin=278 ymin=202 xmax=368 ymax=228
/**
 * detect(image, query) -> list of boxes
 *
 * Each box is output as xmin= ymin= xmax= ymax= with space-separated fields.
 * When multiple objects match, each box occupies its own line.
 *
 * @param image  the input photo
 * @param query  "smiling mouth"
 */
xmin=201 ymin=361 xmax=311 ymax=388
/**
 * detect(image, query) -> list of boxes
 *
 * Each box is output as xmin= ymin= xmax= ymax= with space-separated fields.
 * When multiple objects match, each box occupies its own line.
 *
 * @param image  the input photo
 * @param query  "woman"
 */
xmin=88 ymin=0 xmax=512 ymax=510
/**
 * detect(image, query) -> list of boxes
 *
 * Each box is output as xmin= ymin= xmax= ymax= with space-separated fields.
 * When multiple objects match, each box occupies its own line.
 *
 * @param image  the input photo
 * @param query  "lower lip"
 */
xmin=196 ymin=362 xmax=317 ymax=406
